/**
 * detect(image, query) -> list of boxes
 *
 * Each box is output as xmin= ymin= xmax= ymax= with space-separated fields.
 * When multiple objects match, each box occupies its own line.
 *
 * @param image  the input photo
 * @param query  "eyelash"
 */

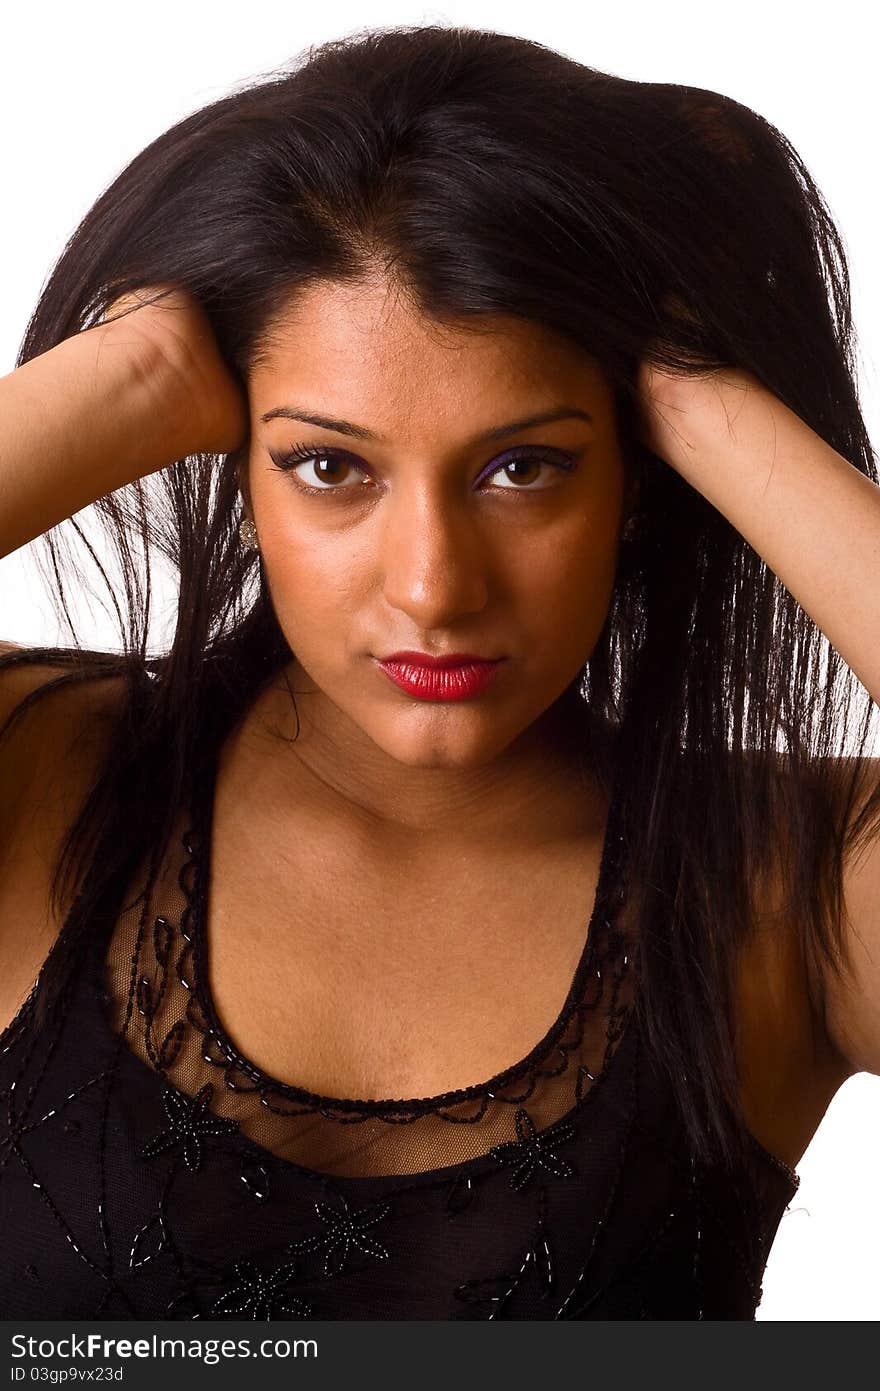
xmin=267 ymin=442 xmax=578 ymax=496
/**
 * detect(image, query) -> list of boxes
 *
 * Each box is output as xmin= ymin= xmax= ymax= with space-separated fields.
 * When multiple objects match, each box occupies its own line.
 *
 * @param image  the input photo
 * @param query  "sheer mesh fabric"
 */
xmin=102 ymin=778 xmax=635 ymax=1179
xmin=0 ymin=716 xmax=800 ymax=1319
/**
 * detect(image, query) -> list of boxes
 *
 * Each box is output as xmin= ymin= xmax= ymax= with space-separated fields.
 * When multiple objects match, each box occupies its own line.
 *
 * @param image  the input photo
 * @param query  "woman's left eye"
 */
xmin=481 ymin=449 xmax=577 ymax=490
xmin=268 ymin=443 xmax=578 ymax=493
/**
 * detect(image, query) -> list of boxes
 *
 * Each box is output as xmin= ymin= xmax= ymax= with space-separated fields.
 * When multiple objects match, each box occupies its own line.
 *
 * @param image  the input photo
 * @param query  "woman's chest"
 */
xmin=202 ymin=826 xmax=615 ymax=1103
xmin=199 ymin=820 xmax=843 ymax=1172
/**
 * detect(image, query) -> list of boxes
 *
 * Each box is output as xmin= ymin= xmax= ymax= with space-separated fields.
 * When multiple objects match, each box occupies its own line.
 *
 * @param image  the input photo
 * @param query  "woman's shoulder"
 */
xmin=0 ymin=641 xmax=130 ymax=830
xmin=0 ymin=641 xmax=131 ymax=1034
xmin=730 ymin=746 xmax=858 ymax=1170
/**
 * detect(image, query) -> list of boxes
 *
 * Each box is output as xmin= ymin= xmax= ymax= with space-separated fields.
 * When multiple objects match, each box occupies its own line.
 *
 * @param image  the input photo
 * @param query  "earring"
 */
xmin=239 ymin=517 xmax=259 ymax=550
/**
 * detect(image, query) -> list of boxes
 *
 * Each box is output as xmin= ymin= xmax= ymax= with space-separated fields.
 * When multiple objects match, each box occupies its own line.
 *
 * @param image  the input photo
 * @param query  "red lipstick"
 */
xmin=376 ymin=652 xmax=506 ymax=701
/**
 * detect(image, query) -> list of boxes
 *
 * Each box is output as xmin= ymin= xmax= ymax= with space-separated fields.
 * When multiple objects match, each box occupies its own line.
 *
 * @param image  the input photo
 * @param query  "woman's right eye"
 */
xmin=268 ymin=444 xmax=370 ymax=492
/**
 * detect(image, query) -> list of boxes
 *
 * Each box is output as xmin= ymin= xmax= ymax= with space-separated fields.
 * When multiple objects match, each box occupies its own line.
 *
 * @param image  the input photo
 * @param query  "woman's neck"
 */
xmin=225 ymin=673 xmax=612 ymax=853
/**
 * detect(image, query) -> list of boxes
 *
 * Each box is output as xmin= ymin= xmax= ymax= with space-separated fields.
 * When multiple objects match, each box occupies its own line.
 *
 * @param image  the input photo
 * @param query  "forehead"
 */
xmin=250 ymin=277 xmax=609 ymax=410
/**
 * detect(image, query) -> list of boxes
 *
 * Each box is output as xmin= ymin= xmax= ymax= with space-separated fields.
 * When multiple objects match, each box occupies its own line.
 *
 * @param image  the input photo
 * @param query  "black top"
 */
xmin=0 ymin=719 xmax=799 ymax=1320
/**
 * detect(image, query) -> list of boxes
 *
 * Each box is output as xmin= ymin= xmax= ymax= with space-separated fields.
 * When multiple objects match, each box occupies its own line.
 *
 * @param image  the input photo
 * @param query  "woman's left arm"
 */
xmin=637 ymin=364 xmax=880 ymax=707
xmin=637 ymin=363 xmax=880 ymax=1076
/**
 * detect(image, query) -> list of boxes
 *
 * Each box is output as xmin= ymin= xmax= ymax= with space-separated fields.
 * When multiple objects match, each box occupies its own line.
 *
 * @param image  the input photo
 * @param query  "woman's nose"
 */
xmin=379 ymin=488 xmax=491 ymax=625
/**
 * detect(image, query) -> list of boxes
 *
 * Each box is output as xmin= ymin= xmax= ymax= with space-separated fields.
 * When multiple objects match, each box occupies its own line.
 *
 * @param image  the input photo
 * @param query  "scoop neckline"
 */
xmin=183 ymin=722 xmax=626 ymax=1116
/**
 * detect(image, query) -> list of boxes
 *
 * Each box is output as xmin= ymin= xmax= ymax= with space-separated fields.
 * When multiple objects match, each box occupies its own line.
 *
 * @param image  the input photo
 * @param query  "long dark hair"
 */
xmin=2 ymin=23 xmax=877 ymax=1171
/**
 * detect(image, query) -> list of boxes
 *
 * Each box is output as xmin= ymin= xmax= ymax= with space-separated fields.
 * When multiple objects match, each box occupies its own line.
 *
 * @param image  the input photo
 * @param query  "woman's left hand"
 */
xmin=632 ymin=293 xmax=758 ymax=473
xmin=633 ymin=355 xmax=759 ymax=479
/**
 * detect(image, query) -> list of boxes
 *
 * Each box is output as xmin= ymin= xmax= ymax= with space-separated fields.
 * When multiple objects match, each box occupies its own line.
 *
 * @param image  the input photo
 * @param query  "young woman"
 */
xmin=0 ymin=25 xmax=877 ymax=1321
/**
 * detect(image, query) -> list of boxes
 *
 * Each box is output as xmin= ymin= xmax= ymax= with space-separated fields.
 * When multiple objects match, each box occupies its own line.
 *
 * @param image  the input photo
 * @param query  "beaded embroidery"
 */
xmin=0 ymin=734 xmax=800 ymax=1319
xmin=139 ymin=1083 xmax=239 ymax=1172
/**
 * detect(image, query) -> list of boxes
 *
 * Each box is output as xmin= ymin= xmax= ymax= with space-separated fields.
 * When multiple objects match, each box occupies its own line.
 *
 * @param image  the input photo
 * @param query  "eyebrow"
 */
xmin=259 ymin=404 xmax=593 ymax=443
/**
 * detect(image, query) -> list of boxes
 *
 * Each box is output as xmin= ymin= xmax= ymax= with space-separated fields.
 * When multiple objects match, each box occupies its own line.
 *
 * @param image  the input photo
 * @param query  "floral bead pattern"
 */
xmin=488 ymin=1109 xmax=578 ymax=1191
xmin=139 ymin=1083 xmax=239 ymax=1172
xmin=0 ymin=726 xmax=800 ymax=1320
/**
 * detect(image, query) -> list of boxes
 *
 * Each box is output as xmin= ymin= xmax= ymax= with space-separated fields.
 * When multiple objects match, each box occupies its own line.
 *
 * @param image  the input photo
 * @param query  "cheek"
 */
xmin=505 ymin=510 xmax=620 ymax=618
xmin=259 ymin=527 xmax=366 ymax=633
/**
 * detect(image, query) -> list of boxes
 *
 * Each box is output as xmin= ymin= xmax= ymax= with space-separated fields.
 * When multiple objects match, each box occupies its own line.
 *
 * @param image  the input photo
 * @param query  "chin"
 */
xmin=368 ymin=719 xmax=517 ymax=772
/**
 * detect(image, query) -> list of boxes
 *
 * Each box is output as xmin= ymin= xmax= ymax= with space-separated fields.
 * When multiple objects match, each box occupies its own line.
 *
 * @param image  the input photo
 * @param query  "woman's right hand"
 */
xmin=101 ymin=284 xmax=249 ymax=458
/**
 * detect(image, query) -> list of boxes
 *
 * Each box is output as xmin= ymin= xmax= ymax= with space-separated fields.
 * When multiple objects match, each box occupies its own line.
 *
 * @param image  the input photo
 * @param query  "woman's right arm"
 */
xmin=0 ymin=291 xmax=248 ymax=1020
xmin=0 ymin=287 xmax=248 ymax=560
xmin=0 ymin=323 xmax=189 ymax=560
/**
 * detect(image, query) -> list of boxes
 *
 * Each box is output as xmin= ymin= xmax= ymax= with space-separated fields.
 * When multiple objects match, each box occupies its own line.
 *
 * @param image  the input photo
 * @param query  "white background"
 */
xmin=1 ymin=0 xmax=878 ymax=1319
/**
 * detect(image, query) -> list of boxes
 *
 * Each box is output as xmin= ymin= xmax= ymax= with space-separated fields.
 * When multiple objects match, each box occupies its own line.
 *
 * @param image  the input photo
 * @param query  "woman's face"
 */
xmin=243 ymin=275 xmax=636 ymax=774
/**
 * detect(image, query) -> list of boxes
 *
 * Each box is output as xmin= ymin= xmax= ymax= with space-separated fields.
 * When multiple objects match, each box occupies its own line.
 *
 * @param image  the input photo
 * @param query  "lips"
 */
xmin=376 ymin=655 xmax=505 ymax=701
